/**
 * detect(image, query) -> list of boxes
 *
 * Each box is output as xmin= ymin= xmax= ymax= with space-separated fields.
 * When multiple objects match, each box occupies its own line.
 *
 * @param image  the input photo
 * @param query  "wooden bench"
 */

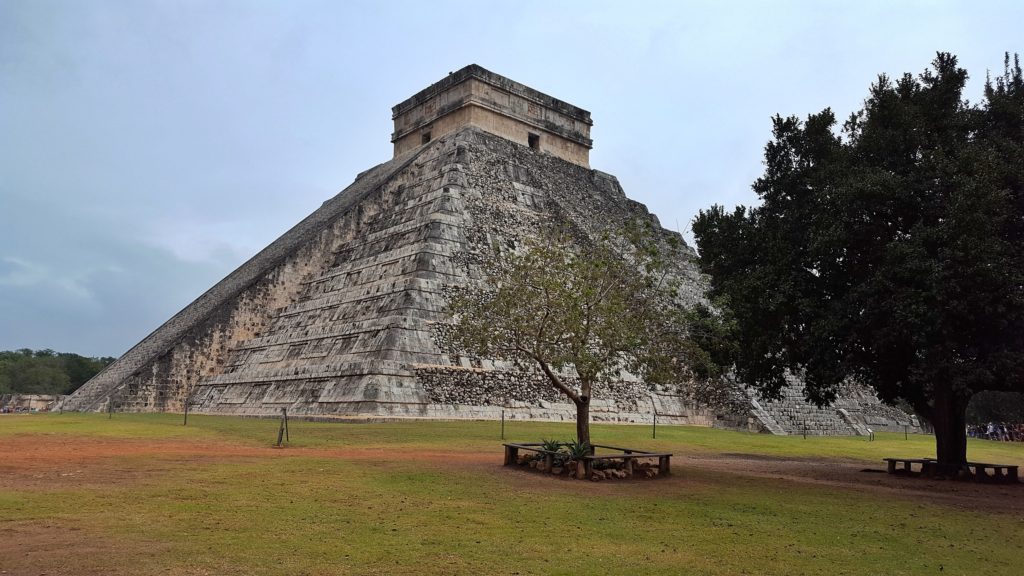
xmin=503 ymin=442 xmax=672 ymax=478
xmin=967 ymin=462 xmax=1019 ymax=483
xmin=503 ymin=443 xmax=555 ymax=467
xmin=586 ymin=444 xmax=672 ymax=477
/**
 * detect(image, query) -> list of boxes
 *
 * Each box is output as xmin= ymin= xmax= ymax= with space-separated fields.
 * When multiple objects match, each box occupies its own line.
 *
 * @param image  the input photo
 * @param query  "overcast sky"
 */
xmin=1 ymin=0 xmax=1020 ymax=357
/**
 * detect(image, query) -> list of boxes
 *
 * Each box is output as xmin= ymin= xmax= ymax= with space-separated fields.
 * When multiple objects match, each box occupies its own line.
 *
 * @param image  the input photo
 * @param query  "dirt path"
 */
xmin=682 ymin=452 xmax=1023 ymax=515
xmin=3 ymin=435 xmax=1017 ymax=510
xmin=0 ymin=436 xmax=277 ymax=490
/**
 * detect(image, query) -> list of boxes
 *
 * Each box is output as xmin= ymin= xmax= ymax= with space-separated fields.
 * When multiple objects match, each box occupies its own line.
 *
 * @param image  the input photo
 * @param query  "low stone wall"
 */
xmin=1 ymin=394 xmax=66 ymax=412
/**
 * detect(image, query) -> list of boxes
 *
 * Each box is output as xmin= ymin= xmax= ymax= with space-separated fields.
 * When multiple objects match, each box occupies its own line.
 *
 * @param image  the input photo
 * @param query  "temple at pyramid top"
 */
xmin=391 ymin=64 xmax=594 ymax=167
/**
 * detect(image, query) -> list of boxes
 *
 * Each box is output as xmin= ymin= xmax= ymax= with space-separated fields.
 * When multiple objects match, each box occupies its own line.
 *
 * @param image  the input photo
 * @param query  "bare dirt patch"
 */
xmin=0 ymin=435 xmax=278 ymax=490
xmin=683 ymin=452 xmax=1024 ymax=515
xmin=0 ymin=521 xmax=171 ymax=576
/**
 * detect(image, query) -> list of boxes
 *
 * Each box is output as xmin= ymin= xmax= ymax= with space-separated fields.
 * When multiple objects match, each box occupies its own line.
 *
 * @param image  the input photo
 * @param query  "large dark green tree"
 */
xmin=693 ymin=53 xmax=1024 ymax=474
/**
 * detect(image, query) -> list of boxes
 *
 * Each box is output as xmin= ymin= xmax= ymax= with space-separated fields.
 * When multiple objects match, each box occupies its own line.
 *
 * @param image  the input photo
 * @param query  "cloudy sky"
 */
xmin=1 ymin=0 xmax=1020 ymax=357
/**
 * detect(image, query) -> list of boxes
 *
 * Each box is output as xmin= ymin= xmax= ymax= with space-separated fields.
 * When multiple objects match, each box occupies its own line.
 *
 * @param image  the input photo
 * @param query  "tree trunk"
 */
xmin=575 ymin=397 xmax=591 ymax=448
xmin=928 ymin=386 xmax=970 ymax=477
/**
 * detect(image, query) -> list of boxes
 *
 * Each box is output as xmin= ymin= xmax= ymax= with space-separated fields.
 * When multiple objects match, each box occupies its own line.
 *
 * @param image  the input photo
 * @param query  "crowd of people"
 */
xmin=968 ymin=422 xmax=1024 ymax=441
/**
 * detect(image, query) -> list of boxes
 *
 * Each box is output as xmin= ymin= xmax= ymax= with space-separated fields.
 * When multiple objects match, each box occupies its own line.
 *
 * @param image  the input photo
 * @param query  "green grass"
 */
xmin=1 ymin=413 xmax=1022 ymax=575
xmin=5 ymin=411 xmax=1021 ymax=465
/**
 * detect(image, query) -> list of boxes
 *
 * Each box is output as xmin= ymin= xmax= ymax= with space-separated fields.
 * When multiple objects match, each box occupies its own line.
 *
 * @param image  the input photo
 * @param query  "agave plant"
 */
xmin=564 ymin=438 xmax=591 ymax=461
xmin=540 ymin=438 xmax=563 ymax=453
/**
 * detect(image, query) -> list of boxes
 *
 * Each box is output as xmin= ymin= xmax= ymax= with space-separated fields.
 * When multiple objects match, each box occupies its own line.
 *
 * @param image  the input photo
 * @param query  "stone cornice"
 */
xmin=391 ymin=64 xmax=592 ymax=125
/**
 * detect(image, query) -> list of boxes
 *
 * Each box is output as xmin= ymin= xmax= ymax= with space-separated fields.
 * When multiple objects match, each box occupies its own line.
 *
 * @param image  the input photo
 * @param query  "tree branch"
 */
xmin=526 ymin=350 xmax=579 ymax=403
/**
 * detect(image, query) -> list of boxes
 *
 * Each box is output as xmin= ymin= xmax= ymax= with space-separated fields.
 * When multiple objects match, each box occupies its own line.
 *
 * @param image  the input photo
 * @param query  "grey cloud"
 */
xmin=1 ymin=0 xmax=1020 ymax=356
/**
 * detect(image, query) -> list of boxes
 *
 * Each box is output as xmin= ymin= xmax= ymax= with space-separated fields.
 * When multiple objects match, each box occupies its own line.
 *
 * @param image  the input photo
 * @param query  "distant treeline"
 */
xmin=0 ymin=349 xmax=116 ymax=396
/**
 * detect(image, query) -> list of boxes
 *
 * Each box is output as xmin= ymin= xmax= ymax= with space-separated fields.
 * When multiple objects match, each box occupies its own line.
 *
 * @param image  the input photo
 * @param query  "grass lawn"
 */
xmin=1 ymin=413 xmax=1021 ymax=575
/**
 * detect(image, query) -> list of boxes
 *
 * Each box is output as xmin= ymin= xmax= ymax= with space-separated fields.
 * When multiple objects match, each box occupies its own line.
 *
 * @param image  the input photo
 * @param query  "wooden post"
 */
xmin=649 ymin=395 xmax=658 ymax=440
xmin=276 ymin=412 xmax=286 ymax=447
xmin=659 ymin=455 xmax=671 ymax=476
xmin=282 ymin=408 xmax=289 ymax=443
xmin=108 ymin=396 xmax=113 ymax=419
xmin=183 ymin=398 xmax=189 ymax=426
xmin=501 ymin=409 xmax=505 ymax=440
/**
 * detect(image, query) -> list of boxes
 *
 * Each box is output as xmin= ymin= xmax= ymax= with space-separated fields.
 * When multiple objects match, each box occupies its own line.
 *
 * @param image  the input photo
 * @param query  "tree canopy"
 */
xmin=445 ymin=227 xmax=730 ymax=446
xmin=693 ymin=53 xmax=1024 ymax=472
xmin=967 ymin=391 xmax=1024 ymax=425
xmin=0 ymin=349 xmax=115 ymax=396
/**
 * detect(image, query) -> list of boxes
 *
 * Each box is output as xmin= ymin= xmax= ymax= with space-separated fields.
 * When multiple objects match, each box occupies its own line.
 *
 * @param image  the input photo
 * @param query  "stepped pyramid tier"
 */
xmin=743 ymin=375 xmax=922 ymax=436
xmin=65 ymin=65 xmax=919 ymax=435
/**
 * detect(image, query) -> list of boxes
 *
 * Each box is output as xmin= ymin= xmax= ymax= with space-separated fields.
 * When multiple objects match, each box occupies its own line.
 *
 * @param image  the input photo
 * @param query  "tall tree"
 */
xmin=693 ymin=53 xmax=1024 ymax=474
xmin=445 ymin=228 xmax=729 ymax=447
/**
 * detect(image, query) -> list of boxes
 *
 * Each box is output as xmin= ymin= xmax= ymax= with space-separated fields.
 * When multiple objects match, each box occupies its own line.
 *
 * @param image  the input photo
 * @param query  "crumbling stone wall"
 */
xmin=742 ymin=375 xmax=921 ymax=436
xmin=1 ymin=394 xmax=65 ymax=411
xmin=416 ymin=365 xmax=651 ymax=413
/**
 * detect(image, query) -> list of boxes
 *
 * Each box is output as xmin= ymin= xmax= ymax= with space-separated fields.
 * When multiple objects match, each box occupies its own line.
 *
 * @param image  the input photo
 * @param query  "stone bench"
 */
xmin=883 ymin=457 xmax=935 ymax=475
xmin=967 ymin=462 xmax=1019 ymax=483
xmin=883 ymin=458 xmax=1019 ymax=483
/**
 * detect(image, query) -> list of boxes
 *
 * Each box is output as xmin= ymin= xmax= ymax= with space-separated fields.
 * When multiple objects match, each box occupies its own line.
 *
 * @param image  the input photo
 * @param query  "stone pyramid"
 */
xmin=66 ymin=65 xmax=917 ymax=435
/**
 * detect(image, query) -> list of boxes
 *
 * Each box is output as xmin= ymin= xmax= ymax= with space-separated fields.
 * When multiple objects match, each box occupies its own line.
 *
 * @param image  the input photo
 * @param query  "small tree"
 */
xmin=445 ymin=227 xmax=729 ymax=447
